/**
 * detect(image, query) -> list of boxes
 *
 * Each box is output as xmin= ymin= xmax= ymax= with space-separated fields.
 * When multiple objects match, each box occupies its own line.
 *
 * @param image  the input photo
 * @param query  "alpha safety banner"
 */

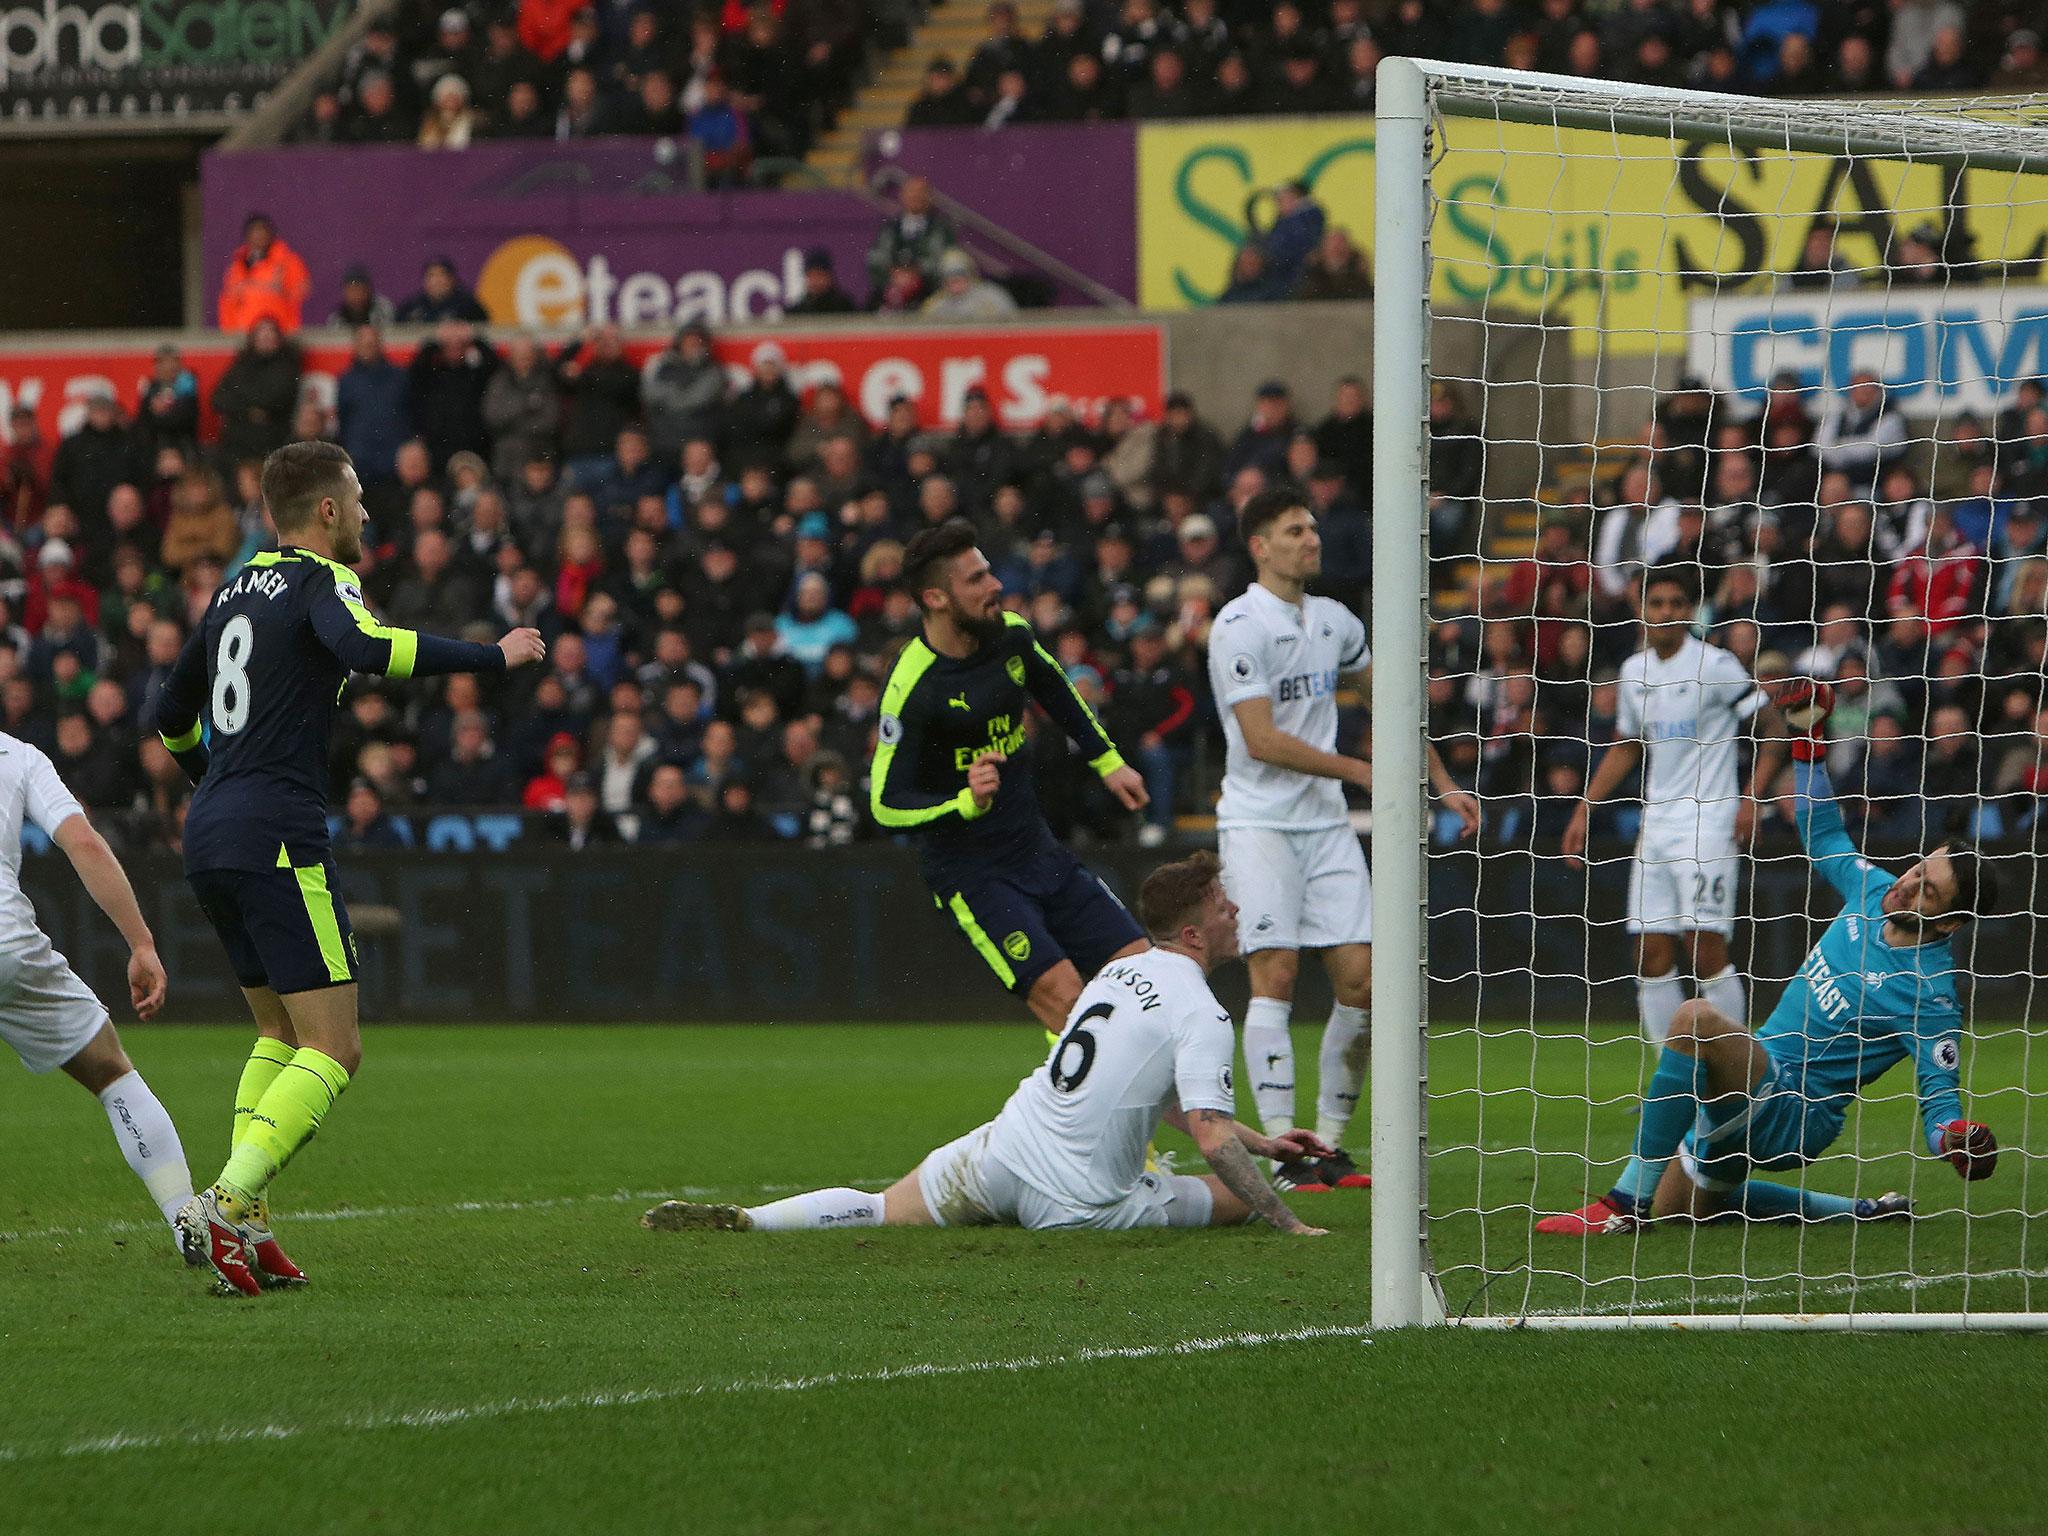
xmin=0 ymin=0 xmax=353 ymax=124
xmin=0 ymin=320 xmax=1166 ymax=441
xmin=1134 ymin=114 xmax=2048 ymax=355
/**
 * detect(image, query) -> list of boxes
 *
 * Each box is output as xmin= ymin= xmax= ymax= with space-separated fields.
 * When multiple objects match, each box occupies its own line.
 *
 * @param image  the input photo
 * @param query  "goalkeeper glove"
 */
xmin=1941 ymin=1120 xmax=1998 ymax=1181
xmin=1767 ymin=677 xmax=1835 ymax=762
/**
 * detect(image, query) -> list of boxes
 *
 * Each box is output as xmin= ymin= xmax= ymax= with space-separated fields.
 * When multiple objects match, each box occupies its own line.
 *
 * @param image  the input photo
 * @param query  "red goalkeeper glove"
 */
xmin=1941 ymin=1120 xmax=1998 ymax=1181
xmin=1767 ymin=678 xmax=1835 ymax=762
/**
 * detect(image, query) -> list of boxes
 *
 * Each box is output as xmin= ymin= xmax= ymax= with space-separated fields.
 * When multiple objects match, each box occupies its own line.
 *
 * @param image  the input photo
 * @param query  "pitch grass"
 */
xmin=1430 ymin=1017 xmax=2048 ymax=1320
xmin=3 ymin=1022 xmax=2044 ymax=1536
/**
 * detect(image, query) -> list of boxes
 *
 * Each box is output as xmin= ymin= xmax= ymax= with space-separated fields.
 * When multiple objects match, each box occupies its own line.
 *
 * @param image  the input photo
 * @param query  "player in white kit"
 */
xmin=641 ymin=852 xmax=1332 ymax=1237
xmin=1209 ymin=491 xmax=1479 ymax=1190
xmin=0 ymin=731 xmax=196 ymax=1250
xmin=1563 ymin=565 xmax=1787 ymax=1043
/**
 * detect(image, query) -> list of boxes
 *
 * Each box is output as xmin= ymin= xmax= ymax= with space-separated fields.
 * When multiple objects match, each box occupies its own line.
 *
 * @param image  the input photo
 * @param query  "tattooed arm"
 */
xmin=1187 ymin=1109 xmax=1328 ymax=1236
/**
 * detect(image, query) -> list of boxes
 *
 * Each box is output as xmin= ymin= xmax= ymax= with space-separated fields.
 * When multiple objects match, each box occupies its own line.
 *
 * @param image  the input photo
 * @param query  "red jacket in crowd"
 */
xmin=25 ymin=567 xmax=100 ymax=632
xmin=519 ymin=0 xmax=585 ymax=61
xmin=1887 ymin=527 xmax=1980 ymax=635
xmin=0 ymin=438 xmax=51 ymax=530
xmin=721 ymin=0 xmax=782 ymax=29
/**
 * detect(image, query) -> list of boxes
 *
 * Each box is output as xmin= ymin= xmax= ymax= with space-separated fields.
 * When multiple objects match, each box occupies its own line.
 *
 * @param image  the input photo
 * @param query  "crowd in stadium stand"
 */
xmin=0 ymin=319 xmax=1345 ymax=853
xmin=1438 ymin=364 xmax=2048 ymax=853
xmin=293 ymin=1 xmax=2048 ymax=159
xmin=1 ymin=295 xmax=2044 ymax=856
xmin=296 ymin=0 xmax=877 ymax=166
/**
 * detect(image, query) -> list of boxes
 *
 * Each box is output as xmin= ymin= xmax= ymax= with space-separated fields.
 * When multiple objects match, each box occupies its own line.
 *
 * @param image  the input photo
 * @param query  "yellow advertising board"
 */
xmin=1137 ymin=117 xmax=1378 ymax=309
xmin=1136 ymin=115 xmax=2048 ymax=353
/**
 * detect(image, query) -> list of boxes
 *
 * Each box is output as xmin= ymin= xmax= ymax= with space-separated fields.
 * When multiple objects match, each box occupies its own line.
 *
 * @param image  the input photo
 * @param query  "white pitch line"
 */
xmin=0 ymin=1323 xmax=1374 ymax=1465
xmin=7 ymin=1263 xmax=2048 ymax=1464
xmin=0 ymin=1182 xmax=893 ymax=1247
xmin=1468 ymin=1262 xmax=2048 ymax=1323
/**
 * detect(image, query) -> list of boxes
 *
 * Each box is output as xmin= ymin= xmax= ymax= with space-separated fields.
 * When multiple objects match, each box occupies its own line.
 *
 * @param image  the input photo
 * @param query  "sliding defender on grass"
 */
xmin=1540 ymin=681 xmax=2000 ymax=1236
xmin=645 ymin=852 xmax=1333 ymax=1236
xmin=155 ymin=441 xmax=547 ymax=1296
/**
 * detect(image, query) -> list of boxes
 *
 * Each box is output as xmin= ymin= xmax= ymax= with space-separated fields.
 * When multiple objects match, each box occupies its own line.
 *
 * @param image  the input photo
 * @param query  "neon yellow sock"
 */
xmin=232 ymin=1037 xmax=296 ymax=1150
xmin=217 ymin=1048 xmax=351 ymax=1213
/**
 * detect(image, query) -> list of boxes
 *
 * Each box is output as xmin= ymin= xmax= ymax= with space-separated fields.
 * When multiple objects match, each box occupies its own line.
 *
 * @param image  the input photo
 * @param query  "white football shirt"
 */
xmin=1615 ymin=636 xmax=1764 ymax=834
xmin=986 ymin=947 xmax=1236 ymax=1209
xmin=0 ymin=733 xmax=83 ymax=945
xmin=1209 ymin=582 xmax=1369 ymax=831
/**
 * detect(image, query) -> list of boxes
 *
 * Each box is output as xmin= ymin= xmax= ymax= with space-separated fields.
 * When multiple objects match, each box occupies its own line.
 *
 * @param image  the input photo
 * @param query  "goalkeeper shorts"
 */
xmin=1678 ymin=1059 xmax=1835 ymax=1192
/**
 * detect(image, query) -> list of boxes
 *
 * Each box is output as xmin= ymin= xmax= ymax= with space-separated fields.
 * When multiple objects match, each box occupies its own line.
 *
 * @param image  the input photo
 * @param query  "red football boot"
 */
xmin=1273 ymin=1158 xmax=1333 ymax=1193
xmin=1535 ymin=1196 xmax=1642 ymax=1235
xmin=1317 ymin=1150 xmax=1373 ymax=1190
xmin=173 ymin=1190 xmax=262 ymax=1297
xmin=246 ymin=1202 xmax=308 ymax=1290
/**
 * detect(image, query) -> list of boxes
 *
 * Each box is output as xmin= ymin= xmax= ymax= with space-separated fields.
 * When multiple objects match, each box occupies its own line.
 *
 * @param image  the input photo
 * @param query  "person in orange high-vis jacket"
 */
xmin=218 ymin=213 xmax=312 ymax=335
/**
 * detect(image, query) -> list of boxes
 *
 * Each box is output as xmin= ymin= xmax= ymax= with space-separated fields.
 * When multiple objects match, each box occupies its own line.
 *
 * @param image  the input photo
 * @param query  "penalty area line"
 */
xmin=0 ymin=1324 xmax=1373 ymax=1465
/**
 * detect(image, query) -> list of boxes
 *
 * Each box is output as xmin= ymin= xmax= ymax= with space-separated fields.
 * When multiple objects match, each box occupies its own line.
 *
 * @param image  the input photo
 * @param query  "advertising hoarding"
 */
xmin=1688 ymin=286 xmax=2048 ymax=415
xmin=1 ymin=0 xmax=352 ymax=124
xmin=203 ymin=136 xmax=1139 ymax=327
xmin=1133 ymin=114 xmax=2048 ymax=359
xmin=0 ymin=320 xmax=1167 ymax=443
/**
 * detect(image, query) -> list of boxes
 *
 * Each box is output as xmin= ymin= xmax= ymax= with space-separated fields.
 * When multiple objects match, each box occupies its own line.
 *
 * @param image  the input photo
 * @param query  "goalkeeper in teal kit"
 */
xmin=1541 ymin=681 xmax=2001 ymax=1235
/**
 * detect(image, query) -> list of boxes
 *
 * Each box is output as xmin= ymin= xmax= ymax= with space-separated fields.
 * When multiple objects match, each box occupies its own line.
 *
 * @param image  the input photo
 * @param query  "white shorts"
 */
xmin=1220 ymin=824 xmax=1372 ymax=953
xmin=916 ymin=1121 xmax=1215 ymax=1232
xmin=1627 ymin=826 xmax=1739 ymax=937
xmin=0 ymin=935 xmax=108 ymax=1075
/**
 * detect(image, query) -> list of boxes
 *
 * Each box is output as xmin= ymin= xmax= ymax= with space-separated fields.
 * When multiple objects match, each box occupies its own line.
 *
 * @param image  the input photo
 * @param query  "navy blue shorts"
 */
xmin=189 ymin=860 xmax=359 ymax=996
xmin=929 ymin=845 xmax=1145 ymax=997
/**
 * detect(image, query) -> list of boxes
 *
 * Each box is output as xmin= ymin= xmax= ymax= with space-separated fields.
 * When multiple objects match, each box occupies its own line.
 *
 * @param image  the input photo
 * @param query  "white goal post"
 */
xmin=1370 ymin=56 xmax=2048 ymax=1331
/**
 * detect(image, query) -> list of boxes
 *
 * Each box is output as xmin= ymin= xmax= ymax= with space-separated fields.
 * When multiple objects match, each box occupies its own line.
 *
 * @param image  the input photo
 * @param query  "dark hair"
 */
xmin=261 ymin=441 xmax=354 ymax=531
xmin=902 ymin=517 xmax=981 ymax=608
xmin=1640 ymin=562 xmax=1700 ymax=604
xmin=1138 ymin=849 xmax=1223 ymax=939
xmin=1936 ymin=837 xmax=1997 ymax=923
xmin=1239 ymin=487 xmax=1308 ymax=549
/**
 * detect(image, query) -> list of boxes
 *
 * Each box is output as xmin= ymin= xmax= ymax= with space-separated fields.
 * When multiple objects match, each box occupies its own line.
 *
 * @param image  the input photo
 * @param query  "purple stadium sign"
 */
xmin=865 ymin=122 xmax=1138 ymax=302
xmin=201 ymin=131 xmax=1139 ymax=329
xmin=201 ymin=140 xmax=881 ymax=329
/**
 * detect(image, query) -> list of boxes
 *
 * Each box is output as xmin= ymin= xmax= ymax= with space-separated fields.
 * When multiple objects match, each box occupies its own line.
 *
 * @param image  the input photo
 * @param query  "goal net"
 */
xmin=1370 ymin=59 xmax=2048 ymax=1330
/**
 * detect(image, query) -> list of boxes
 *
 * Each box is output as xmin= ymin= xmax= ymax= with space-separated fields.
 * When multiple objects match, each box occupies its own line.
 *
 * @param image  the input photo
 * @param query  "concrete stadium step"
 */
xmin=809 ymin=143 xmax=861 ymax=174
xmin=875 ymin=57 xmax=939 ymax=86
xmin=861 ymin=88 xmax=924 ymax=112
xmin=805 ymin=0 xmax=1058 ymax=183
xmin=842 ymin=101 xmax=918 ymax=131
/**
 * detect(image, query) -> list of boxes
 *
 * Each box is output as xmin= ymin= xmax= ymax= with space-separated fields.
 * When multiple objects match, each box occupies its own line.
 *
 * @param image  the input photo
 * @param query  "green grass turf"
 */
xmin=3 ymin=1022 xmax=2045 ymax=1536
